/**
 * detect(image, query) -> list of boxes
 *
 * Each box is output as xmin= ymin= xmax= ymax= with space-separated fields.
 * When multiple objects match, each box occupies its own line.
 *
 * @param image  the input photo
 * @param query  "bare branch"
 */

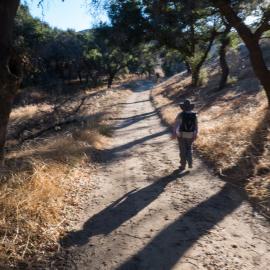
xmin=255 ymin=10 xmax=270 ymax=40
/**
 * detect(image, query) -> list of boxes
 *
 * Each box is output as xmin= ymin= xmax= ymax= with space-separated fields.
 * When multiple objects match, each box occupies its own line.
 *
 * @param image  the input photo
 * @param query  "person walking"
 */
xmin=172 ymin=99 xmax=198 ymax=171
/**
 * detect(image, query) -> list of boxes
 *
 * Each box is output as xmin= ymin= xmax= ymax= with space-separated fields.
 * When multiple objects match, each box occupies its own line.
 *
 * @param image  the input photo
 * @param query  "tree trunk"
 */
xmin=247 ymin=42 xmax=270 ymax=103
xmin=184 ymin=60 xmax=191 ymax=74
xmin=0 ymin=0 xmax=20 ymax=162
xmin=218 ymin=25 xmax=231 ymax=91
xmin=191 ymin=30 xmax=217 ymax=86
xmin=192 ymin=67 xmax=200 ymax=87
xmin=213 ymin=0 xmax=270 ymax=105
xmin=78 ymin=71 xmax=82 ymax=83
xmin=107 ymin=73 xmax=115 ymax=88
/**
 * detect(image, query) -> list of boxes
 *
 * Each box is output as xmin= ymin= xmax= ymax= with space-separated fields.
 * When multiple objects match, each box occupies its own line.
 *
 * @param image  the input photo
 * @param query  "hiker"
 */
xmin=172 ymin=99 xmax=198 ymax=171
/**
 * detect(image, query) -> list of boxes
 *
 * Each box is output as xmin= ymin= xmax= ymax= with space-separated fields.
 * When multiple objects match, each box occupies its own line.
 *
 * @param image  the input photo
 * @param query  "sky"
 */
xmin=27 ymin=1 xmax=257 ymax=32
xmin=27 ymin=0 xmax=108 ymax=31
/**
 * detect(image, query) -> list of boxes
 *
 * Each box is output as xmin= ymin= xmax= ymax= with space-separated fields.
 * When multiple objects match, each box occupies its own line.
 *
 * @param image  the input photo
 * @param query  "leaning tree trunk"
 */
xmin=0 ymin=0 xmax=21 ymax=162
xmin=77 ymin=70 xmax=82 ymax=83
xmin=191 ymin=30 xmax=217 ymax=87
xmin=218 ymin=25 xmax=231 ymax=91
xmin=213 ymin=0 xmax=270 ymax=106
xmin=191 ymin=67 xmax=201 ymax=87
xmin=247 ymin=42 xmax=270 ymax=103
xmin=107 ymin=73 xmax=116 ymax=89
xmin=184 ymin=60 xmax=191 ymax=74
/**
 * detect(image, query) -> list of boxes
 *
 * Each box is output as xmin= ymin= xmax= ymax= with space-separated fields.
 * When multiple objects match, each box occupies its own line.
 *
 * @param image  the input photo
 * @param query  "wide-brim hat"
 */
xmin=179 ymin=99 xmax=195 ymax=111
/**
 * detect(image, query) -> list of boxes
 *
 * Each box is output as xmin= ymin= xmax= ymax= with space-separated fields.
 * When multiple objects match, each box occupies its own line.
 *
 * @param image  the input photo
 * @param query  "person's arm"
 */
xmin=172 ymin=114 xmax=181 ymax=139
xmin=193 ymin=115 xmax=198 ymax=140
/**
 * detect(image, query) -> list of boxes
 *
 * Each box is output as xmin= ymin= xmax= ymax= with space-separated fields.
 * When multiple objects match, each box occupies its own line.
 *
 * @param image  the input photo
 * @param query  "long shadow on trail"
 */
xmin=112 ymin=110 xmax=157 ymax=130
xmin=90 ymin=129 xmax=169 ymax=163
xmin=120 ymin=80 xmax=154 ymax=93
xmin=116 ymin=99 xmax=150 ymax=105
xmin=117 ymin=183 xmax=245 ymax=270
xmin=60 ymin=170 xmax=188 ymax=248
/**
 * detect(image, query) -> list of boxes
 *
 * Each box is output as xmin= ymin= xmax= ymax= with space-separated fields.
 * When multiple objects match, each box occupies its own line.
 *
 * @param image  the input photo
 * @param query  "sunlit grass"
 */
xmin=151 ymin=72 xmax=270 ymax=217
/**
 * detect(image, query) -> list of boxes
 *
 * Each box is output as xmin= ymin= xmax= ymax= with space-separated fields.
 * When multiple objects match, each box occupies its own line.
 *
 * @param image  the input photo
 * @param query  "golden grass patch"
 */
xmin=10 ymin=103 xmax=52 ymax=125
xmin=0 ymin=160 xmax=67 ymax=265
xmin=0 ymin=133 xmax=92 ymax=266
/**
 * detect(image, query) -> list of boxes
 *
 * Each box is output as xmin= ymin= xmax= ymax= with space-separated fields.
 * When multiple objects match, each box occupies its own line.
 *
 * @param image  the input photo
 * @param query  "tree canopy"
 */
xmin=0 ymin=0 xmax=270 ymax=160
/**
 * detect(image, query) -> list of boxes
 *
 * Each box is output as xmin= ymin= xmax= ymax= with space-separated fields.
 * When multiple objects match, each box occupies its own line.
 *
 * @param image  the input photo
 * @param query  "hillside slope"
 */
xmin=151 ymin=40 xmax=270 ymax=218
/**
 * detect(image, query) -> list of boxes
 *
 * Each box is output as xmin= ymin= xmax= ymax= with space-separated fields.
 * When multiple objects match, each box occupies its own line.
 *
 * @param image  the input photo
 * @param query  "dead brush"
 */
xmin=10 ymin=103 xmax=52 ymax=126
xmin=72 ymin=128 xmax=108 ymax=150
xmin=0 ymin=124 xmax=108 ymax=266
xmin=0 ymin=159 xmax=67 ymax=266
xmin=246 ymin=175 xmax=270 ymax=215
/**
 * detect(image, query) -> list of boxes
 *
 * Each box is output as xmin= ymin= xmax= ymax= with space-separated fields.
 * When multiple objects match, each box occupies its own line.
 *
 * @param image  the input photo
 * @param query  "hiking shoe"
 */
xmin=179 ymin=166 xmax=185 ymax=172
xmin=188 ymin=164 xmax=193 ymax=169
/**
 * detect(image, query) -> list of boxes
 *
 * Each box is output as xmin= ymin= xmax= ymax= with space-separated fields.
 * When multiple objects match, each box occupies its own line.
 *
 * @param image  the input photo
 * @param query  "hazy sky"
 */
xmin=28 ymin=0 xmax=108 ymax=31
xmin=27 ymin=1 xmax=257 ymax=32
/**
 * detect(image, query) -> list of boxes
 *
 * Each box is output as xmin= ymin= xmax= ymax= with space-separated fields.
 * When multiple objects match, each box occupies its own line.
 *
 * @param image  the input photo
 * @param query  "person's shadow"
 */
xmin=117 ymin=182 xmax=245 ymax=270
xmin=60 ymin=170 xmax=188 ymax=248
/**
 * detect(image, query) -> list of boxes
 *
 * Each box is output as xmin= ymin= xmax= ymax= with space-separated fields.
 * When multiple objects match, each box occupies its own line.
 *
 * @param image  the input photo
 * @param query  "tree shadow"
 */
xmin=117 ymin=99 xmax=150 ymax=105
xmin=89 ymin=129 xmax=168 ymax=164
xmin=120 ymin=80 xmax=154 ymax=93
xmin=3 ymin=111 xmax=110 ymax=185
xmin=60 ymin=170 xmax=189 ymax=248
xmin=112 ymin=110 xmax=158 ymax=130
xmin=117 ymin=182 xmax=245 ymax=270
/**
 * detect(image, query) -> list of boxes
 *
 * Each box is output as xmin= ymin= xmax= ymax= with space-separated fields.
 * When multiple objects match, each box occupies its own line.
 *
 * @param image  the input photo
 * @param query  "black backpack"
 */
xmin=179 ymin=112 xmax=197 ymax=132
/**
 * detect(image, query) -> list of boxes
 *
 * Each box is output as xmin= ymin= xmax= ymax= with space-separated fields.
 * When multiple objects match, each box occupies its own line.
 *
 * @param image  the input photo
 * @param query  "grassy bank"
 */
xmin=0 ymin=80 xmax=132 ymax=267
xmin=151 ymin=48 xmax=270 ymax=218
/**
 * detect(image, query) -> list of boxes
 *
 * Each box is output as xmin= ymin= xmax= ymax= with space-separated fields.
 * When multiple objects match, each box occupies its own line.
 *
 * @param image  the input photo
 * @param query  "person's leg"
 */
xmin=186 ymin=139 xmax=193 ymax=168
xmin=178 ymin=138 xmax=186 ymax=169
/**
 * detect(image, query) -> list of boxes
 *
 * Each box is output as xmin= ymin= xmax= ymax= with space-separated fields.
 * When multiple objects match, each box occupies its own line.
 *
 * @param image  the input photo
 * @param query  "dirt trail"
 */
xmin=61 ymin=81 xmax=270 ymax=270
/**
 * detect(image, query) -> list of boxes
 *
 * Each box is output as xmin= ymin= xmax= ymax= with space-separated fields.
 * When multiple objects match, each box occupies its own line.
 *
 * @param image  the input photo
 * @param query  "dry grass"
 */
xmin=10 ymin=103 xmax=52 ymax=126
xmin=0 ymin=131 xmax=99 ymax=266
xmin=0 ymin=140 xmax=79 ymax=267
xmin=151 ymin=62 xmax=270 ymax=217
xmin=0 ymin=81 xmax=131 ymax=267
xmin=197 ymin=94 xmax=268 ymax=172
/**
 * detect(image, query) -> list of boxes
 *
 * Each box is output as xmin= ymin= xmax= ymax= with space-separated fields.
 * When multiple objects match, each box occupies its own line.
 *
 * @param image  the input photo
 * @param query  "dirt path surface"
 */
xmin=61 ymin=81 xmax=270 ymax=270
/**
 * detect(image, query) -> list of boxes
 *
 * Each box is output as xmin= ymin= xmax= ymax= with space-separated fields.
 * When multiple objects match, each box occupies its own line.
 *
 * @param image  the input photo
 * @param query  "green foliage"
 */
xmin=227 ymin=75 xmax=238 ymax=85
xmin=161 ymin=49 xmax=185 ymax=77
xmin=186 ymin=51 xmax=206 ymax=73
xmin=128 ymin=43 xmax=158 ymax=76
xmin=108 ymin=0 xmax=148 ymax=48
xmin=229 ymin=32 xmax=241 ymax=51
xmin=14 ymin=3 xmax=155 ymax=89
xmin=14 ymin=4 xmax=56 ymax=84
xmin=140 ymin=0 xmax=223 ymax=85
xmin=198 ymin=67 xmax=209 ymax=86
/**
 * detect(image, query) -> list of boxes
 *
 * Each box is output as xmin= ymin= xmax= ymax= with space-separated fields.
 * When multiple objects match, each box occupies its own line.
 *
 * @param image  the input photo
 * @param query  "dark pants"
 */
xmin=177 ymin=137 xmax=193 ymax=168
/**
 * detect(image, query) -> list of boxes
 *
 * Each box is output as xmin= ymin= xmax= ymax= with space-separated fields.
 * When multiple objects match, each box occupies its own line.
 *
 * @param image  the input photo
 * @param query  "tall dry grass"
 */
xmin=0 ymin=81 xmax=130 ymax=267
xmin=0 ymin=127 xmax=105 ymax=266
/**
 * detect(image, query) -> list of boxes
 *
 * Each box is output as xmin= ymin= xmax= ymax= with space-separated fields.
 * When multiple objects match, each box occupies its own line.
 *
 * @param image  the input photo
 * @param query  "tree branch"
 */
xmin=255 ymin=12 xmax=270 ymax=40
xmin=212 ymin=0 xmax=254 ymax=43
